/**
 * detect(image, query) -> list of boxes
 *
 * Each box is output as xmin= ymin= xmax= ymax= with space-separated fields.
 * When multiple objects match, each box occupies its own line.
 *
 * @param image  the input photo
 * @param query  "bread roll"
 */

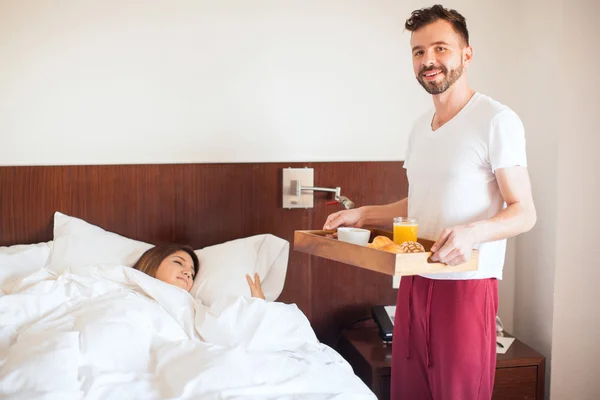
xmin=398 ymin=241 xmax=425 ymax=253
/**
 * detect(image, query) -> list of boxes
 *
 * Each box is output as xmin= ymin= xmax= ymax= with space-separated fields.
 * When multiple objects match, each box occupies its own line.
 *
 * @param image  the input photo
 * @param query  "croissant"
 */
xmin=367 ymin=236 xmax=394 ymax=249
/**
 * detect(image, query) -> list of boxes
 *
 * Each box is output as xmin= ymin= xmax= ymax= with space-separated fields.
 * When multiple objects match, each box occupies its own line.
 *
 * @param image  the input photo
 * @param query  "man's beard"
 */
xmin=417 ymin=62 xmax=464 ymax=95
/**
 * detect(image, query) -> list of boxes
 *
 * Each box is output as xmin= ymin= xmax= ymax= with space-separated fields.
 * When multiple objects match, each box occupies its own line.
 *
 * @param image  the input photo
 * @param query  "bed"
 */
xmin=0 ymin=212 xmax=376 ymax=399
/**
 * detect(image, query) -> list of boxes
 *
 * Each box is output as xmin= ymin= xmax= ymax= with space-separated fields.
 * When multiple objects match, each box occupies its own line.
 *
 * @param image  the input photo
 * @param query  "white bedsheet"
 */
xmin=0 ymin=263 xmax=375 ymax=400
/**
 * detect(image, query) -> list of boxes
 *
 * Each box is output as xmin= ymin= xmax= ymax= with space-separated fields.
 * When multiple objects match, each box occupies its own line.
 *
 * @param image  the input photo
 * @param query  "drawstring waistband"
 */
xmin=405 ymin=276 xmax=435 ymax=369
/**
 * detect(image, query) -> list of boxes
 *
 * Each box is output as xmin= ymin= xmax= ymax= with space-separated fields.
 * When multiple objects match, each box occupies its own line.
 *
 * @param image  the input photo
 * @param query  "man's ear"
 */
xmin=463 ymin=46 xmax=473 ymax=68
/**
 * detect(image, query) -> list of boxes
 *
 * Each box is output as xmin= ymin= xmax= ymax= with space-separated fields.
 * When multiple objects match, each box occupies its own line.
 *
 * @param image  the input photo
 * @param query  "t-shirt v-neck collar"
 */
xmin=428 ymin=92 xmax=480 ymax=134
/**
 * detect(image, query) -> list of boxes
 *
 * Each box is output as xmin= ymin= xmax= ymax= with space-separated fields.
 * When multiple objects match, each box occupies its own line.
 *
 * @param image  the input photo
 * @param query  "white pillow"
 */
xmin=47 ymin=212 xmax=289 ymax=303
xmin=0 ymin=241 xmax=53 ymax=292
xmin=190 ymin=234 xmax=289 ymax=306
xmin=46 ymin=212 xmax=153 ymax=274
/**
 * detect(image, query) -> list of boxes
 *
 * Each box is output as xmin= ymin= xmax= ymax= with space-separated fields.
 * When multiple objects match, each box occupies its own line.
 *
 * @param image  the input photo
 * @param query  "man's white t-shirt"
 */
xmin=403 ymin=92 xmax=527 ymax=280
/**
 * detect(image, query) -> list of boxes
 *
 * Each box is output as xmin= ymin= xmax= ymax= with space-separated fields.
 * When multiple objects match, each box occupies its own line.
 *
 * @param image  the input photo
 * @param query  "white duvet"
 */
xmin=0 ymin=264 xmax=375 ymax=400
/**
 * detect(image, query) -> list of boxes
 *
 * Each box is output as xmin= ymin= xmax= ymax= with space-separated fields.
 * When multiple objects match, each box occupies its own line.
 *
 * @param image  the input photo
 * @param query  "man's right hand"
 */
xmin=323 ymin=207 xmax=365 ymax=230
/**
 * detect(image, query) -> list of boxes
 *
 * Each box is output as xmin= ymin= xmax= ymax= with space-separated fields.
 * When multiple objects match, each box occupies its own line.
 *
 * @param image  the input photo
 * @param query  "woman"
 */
xmin=132 ymin=244 xmax=265 ymax=299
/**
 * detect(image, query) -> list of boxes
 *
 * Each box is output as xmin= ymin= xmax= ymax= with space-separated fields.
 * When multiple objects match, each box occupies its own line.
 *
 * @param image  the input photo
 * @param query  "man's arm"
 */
xmin=323 ymin=198 xmax=408 ymax=230
xmin=430 ymin=166 xmax=536 ymax=265
xmin=361 ymin=198 xmax=408 ymax=226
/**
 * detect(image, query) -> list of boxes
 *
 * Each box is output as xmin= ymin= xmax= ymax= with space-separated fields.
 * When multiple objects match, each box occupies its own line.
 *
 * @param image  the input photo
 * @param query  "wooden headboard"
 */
xmin=0 ymin=162 xmax=406 ymax=345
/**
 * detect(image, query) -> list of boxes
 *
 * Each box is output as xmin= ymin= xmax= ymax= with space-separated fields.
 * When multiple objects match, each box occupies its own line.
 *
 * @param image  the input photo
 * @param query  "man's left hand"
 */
xmin=430 ymin=225 xmax=477 ymax=266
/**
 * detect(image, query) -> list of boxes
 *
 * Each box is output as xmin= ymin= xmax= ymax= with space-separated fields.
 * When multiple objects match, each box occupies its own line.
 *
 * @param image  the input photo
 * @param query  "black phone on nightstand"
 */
xmin=371 ymin=305 xmax=395 ymax=342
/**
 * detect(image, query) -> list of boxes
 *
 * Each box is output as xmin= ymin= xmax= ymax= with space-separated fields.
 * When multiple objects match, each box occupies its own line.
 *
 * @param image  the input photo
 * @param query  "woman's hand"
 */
xmin=246 ymin=273 xmax=266 ymax=300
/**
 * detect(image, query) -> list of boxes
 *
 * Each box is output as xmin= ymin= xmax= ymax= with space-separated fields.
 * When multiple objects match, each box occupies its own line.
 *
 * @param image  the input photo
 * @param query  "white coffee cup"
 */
xmin=337 ymin=227 xmax=371 ymax=246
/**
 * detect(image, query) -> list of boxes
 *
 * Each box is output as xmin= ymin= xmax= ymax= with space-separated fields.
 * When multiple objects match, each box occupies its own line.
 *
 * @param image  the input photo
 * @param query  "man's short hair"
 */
xmin=405 ymin=4 xmax=469 ymax=47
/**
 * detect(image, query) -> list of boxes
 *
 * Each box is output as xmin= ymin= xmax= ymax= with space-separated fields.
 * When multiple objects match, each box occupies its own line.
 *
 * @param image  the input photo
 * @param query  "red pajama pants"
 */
xmin=391 ymin=275 xmax=498 ymax=400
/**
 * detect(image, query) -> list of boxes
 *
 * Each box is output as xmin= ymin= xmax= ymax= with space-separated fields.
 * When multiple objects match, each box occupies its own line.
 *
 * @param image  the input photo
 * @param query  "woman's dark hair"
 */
xmin=405 ymin=4 xmax=469 ymax=46
xmin=132 ymin=244 xmax=199 ymax=278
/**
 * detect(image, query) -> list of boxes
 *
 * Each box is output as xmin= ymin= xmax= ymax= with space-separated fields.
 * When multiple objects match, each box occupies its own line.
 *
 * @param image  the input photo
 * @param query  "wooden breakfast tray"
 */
xmin=293 ymin=228 xmax=478 ymax=276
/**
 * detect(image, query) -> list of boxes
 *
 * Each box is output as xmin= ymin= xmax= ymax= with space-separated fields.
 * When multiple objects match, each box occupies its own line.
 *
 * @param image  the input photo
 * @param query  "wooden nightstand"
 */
xmin=337 ymin=327 xmax=545 ymax=400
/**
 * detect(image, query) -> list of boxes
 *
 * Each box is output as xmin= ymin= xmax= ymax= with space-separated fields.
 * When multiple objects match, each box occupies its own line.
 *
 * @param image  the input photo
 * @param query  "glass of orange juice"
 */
xmin=393 ymin=217 xmax=418 ymax=245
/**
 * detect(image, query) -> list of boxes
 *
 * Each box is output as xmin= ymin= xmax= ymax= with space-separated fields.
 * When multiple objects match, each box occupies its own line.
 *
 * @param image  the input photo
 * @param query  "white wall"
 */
xmin=513 ymin=0 xmax=600 ymax=398
xmin=0 ymin=0 xmax=424 ymax=165
xmin=550 ymin=0 xmax=600 ymax=398
xmin=511 ymin=0 xmax=562 ymax=395
xmin=0 ymin=0 xmax=523 ymax=167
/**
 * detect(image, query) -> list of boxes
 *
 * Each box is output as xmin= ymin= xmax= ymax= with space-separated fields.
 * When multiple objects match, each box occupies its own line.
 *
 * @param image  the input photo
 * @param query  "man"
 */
xmin=323 ymin=5 xmax=536 ymax=399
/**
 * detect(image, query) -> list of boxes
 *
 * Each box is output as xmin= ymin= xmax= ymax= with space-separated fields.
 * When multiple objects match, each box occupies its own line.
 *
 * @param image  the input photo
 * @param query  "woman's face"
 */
xmin=154 ymin=250 xmax=195 ymax=292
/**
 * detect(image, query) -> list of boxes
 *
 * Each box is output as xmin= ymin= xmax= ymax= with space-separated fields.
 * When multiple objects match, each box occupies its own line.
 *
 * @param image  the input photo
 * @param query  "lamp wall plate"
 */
xmin=283 ymin=168 xmax=314 ymax=209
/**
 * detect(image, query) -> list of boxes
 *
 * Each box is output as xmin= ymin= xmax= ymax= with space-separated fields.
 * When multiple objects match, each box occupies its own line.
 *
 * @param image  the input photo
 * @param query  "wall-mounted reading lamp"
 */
xmin=282 ymin=168 xmax=354 ymax=210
